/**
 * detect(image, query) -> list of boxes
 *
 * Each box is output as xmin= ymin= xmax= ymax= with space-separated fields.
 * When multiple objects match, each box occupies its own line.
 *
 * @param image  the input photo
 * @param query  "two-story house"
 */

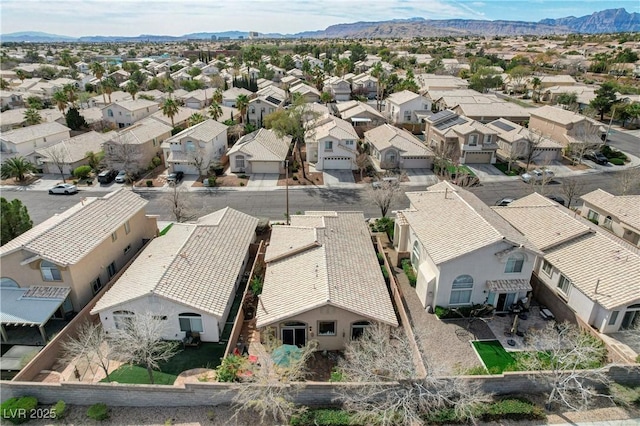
xmin=102 ymin=99 xmax=160 ymax=129
xmin=0 ymin=122 xmax=71 ymax=162
xmin=424 ymin=110 xmax=498 ymax=164
xmin=580 ymin=189 xmax=640 ymax=247
xmin=221 ymin=87 xmax=253 ymax=108
xmin=350 ymin=73 xmax=378 ymax=99
xmin=486 ymin=118 xmax=563 ymax=164
xmin=162 ymin=119 xmax=228 ymax=175
xmin=289 ymin=82 xmax=321 ymax=104
xmin=365 ymin=124 xmax=434 ymax=170
xmin=323 ymin=77 xmax=352 ymax=102
xmin=394 ymin=182 xmax=539 ymax=311
xmin=247 ymin=95 xmax=283 ymax=128
xmin=0 ymin=189 xmax=157 ymax=313
xmin=34 ymin=131 xmax=114 ymax=175
xmin=529 ymin=105 xmax=604 ymax=150
xmin=306 ymin=116 xmax=359 ymax=171
xmin=103 ymin=118 xmax=172 ymax=174
xmin=385 ymin=90 xmax=432 ymax=128
xmin=494 ymin=192 xmax=640 ymax=335
xmin=334 ymin=100 xmax=386 ymax=132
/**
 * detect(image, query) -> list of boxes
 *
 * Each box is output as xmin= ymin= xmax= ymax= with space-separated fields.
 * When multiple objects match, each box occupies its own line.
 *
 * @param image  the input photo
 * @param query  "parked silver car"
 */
xmin=521 ymin=169 xmax=554 ymax=184
xmin=115 ymin=170 xmax=127 ymax=183
xmin=49 ymin=183 xmax=78 ymax=195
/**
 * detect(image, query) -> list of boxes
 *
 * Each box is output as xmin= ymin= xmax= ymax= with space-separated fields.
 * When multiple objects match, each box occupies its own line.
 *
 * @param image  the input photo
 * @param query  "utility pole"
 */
xmin=285 ymin=159 xmax=290 ymax=225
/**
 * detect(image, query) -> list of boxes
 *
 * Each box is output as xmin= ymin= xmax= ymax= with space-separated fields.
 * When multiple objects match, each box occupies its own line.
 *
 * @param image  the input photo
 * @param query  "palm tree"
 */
xmin=212 ymin=88 xmax=223 ymax=104
xmin=90 ymin=62 xmax=106 ymax=104
xmin=1 ymin=157 xmax=37 ymax=182
xmin=102 ymin=77 xmax=118 ymax=104
xmin=236 ymin=94 xmax=249 ymax=124
xmin=162 ymin=97 xmax=179 ymax=127
xmin=531 ymin=77 xmax=542 ymax=103
xmin=15 ymin=69 xmax=26 ymax=82
xmin=125 ymin=80 xmax=139 ymax=100
xmin=63 ymin=84 xmax=78 ymax=108
xmin=188 ymin=112 xmax=206 ymax=127
xmin=52 ymin=90 xmax=69 ymax=113
xmin=208 ymin=101 xmax=223 ymax=121
xmin=23 ymin=108 xmax=42 ymax=125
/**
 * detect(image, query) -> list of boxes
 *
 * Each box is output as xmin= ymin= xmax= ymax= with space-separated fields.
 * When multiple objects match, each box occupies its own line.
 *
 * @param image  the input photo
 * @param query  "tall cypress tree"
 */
xmin=1 ymin=198 xmax=33 ymax=245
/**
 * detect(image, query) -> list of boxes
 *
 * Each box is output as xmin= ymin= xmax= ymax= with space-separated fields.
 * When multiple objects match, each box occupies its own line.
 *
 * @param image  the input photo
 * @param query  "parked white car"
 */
xmin=49 ymin=183 xmax=78 ymax=195
xmin=521 ymin=169 xmax=554 ymax=184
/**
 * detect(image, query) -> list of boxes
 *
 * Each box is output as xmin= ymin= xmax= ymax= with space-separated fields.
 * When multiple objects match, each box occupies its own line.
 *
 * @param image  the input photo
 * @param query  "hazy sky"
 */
xmin=2 ymin=0 xmax=638 ymax=37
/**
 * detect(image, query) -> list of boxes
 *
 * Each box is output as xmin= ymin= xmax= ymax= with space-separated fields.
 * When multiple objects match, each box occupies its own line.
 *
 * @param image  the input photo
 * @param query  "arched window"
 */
xmin=179 ymin=312 xmax=203 ymax=333
xmin=505 ymin=253 xmax=525 ymax=273
xmin=411 ymin=240 xmax=420 ymax=268
xmin=40 ymin=261 xmax=62 ymax=281
xmin=113 ymin=310 xmax=135 ymax=329
xmin=450 ymin=275 xmax=473 ymax=305
xmin=0 ymin=277 xmax=19 ymax=288
xmin=351 ymin=321 xmax=371 ymax=340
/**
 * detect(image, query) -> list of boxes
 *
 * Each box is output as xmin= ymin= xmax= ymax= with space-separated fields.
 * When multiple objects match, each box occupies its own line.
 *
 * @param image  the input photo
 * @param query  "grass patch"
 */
xmin=494 ymin=162 xmax=522 ymax=176
xmin=472 ymin=340 xmax=516 ymax=373
xmin=104 ymin=365 xmax=178 ymax=385
xmin=160 ymin=342 xmax=226 ymax=376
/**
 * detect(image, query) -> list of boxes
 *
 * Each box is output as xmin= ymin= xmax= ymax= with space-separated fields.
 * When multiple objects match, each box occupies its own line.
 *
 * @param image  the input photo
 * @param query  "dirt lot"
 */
xmin=277 ymin=162 xmax=323 ymax=186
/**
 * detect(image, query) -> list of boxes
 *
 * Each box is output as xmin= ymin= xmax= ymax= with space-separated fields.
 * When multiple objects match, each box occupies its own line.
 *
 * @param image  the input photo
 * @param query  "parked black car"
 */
xmin=584 ymin=151 xmax=608 ymax=165
xmin=97 ymin=169 xmax=118 ymax=184
xmin=546 ymin=195 xmax=566 ymax=206
xmin=167 ymin=171 xmax=184 ymax=184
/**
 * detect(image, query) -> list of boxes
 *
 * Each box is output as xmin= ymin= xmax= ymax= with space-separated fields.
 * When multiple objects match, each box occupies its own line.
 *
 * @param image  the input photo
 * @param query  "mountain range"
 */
xmin=2 ymin=8 xmax=638 ymax=43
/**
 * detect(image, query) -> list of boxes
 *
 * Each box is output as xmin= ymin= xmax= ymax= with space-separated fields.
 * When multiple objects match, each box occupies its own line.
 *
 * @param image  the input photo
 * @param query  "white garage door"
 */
xmin=186 ymin=101 xmax=201 ymax=109
xmin=402 ymin=157 xmax=431 ymax=169
xmin=323 ymin=156 xmax=353 ymax=170
xmin=464 ymin=151 xmax=492 ymax=164
xmin=173 ymin=164 xmax=195 ymax=174
xmin=251 ymin=161 xmax=279 ymax=174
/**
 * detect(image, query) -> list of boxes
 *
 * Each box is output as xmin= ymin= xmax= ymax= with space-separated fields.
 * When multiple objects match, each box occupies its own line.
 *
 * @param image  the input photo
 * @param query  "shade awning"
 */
xmin=0 ymin=286 xmax=70 ymax=326
xmin=486 ymin=279 xmax=532 ymax=293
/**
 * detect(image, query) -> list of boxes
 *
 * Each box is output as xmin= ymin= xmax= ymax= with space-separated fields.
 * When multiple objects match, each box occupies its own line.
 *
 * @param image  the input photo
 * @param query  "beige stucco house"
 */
xmin=306 ymin=116 xmax=359 ymax=171
xmin=227 ymin=128 xmax=290 ymax=174
xmin=486 ymin=118 xmax=563 ymax=164
xmin=0 ymin=121 xmax=70 ymax=161
xmin=529 ymin=105 xmax=604 ymax=150
xmin=162 ymin=119 xmax=228 ymax=175
xmin=34 ymin=131 xmax=114 ymax=175
xmin=102 ymin=99 xmax=160 ymax=129
xmin=365 ymin=124 xmax=434 ymax=170
xmin=0 ymin=189 xmax=157 ymax=313
xmin=580 ymin=189 xmax=640 ymax=247
xmin=92 ymin=208 xmax=258 ymax=343
xmin=385 ymin=90 xmax=432 ymax=126
xmin=256 ymin=211 xmax=398 ymax=350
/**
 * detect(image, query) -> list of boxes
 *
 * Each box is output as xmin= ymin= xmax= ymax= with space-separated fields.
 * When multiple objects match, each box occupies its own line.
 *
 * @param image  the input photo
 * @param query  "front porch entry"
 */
xmin=281 ymin=321 xmax=307 ymax=347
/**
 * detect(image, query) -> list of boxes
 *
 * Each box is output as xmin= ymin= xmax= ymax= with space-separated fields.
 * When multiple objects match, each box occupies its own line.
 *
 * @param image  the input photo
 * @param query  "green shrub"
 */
xmin=370 ymin=217 xmax=395 ymax=239
xmin=250 ymin=275 xmax=263 ymax=296
xmin=1 ymin=396 xmax=38 ymax=424
xmin=401 ymin=259 xmax=417 ymax=287
xmin=146 ymin=180 xmax=153 ymax=187
xmin=376 ymin=252 xmax=384 ymax=265
xmin=205 ymin=176 xmax=216 ymax=187
xmin=329 ymin=368 xmax=344 ymax=382
xmin=215 ymin=354 xmax=246 ymax=382
xmin=290 ymin=409 xmax=354 ymax=426
xmin=609 ymin=158 xmax=624 ymax=165
xmin=609 ymin=383 xmax=640 ymax=407
xmin=73 ymin=165 xmax=92 ymax=179
xmin=51 ymin=400 xmax=66 ymax=420
xmin=463 ymin=365 xmax=490 ymax=375
xmin=380 ymin=265 xmax=389 ymax=283
xmin=239 ymin=182 xmax=245 ymax=186
xmin=152 ymin=156 xmax=162 ymax=167
xmin=86 ymin=403 xmax=109 ymax=421
xmin=481 ymin=398 xmax=545 ymax=421
xmin=434 ymin=305 xmax=476 ymax=319
xmin=292 ymin=175 xmax=299 ymax=181
xmin=239 ymin=174 xmax=248 ymax=179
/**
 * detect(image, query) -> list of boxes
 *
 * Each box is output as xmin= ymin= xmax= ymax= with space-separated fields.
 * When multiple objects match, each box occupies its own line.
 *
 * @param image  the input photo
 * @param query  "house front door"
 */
xmin=281 ymin=322 xmax=307 ymax=347
xmin=621 ymin=311 xmax=639 ymax=330
xmin=496 ymin=293 xmax=517 ymax=312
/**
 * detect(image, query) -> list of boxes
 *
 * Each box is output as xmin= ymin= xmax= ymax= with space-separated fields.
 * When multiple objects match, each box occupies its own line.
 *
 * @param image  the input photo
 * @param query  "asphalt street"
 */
xmin=7 ymin=169 xmax=639 ymax=226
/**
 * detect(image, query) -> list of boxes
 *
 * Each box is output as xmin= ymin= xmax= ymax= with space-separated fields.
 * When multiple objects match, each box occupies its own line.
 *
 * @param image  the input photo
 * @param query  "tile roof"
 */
xmin=227 ymin=128 xmax=291 ymax=162
xmin=530 ymin=105 xmax=585 ymax=125
xmin=307 ymin=116 xmax=358 ymax=142
xmin=486 ymin=119 xmax=562 ymax=149
xmin=150 ymin=106 xmax=199 ymax=126
xmin=107 ymin=99 xmax=158 ymax=112
xmin=337 ymin=101 xmax=385 ymax=121
xmin=109 ymin=118 xmax=172 ymax=145
xmin=257 ymin=212 xmax=398 ymax=328
xmin=387 ymin=90 xmax=421 ymax=105
xmin=402 ymin=182 xmax=538 ymax=265
xmin=0 ymin=189 xmax=148 ymax=266
xmin=1 ymin=108 xmax=64 ymax=127
xmin=365 ymin=124 xmax=433 ymax=157
xmin=92 ymin=208 xmax=258 ymax=316
xmin=581 ymin=189 xmax=640 ymax=232
xmin=0 ymin=121 xmax=70 ymax=144
xmin=36 ymin=131 xmax=113 ymax=163
xmin=167 ymin=118 xmax=227 ymax=143
xmin=454 ymin=102 xmax=531 ymax=118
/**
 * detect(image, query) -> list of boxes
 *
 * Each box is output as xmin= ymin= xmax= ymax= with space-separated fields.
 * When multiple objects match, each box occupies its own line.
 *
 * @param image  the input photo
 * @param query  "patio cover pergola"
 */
xmin=486 ymin=279 xmax=532 ymax=293
xmin=0 ymin=286 xmax=71 ymax=343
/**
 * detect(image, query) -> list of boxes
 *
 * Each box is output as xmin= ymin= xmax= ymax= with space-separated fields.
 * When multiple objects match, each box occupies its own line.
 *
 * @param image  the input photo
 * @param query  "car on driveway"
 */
xmin=167 ymin=171 xmax=185 ymax=185
xmin=521 ymin=169 xmax=554 ymax=184
xmin=584 ymin=151 xmax=608 ymax=165
xmin=97 ymin=169 xmax=118 ymax=184
xmin=115 ymin=170 xmax=127 ymax=183
xmin=495 ymin=198 xmax=515 ymax=207
xmin=546 ymin=195 xmax=566 ymax=206
xmin=49 ymin=183 xmax=78 ymax=195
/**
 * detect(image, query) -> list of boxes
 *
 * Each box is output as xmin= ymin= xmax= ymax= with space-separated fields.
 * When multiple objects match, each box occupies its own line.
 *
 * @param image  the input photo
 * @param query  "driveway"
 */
xmin=323 ymin=170 xmax=355 ymax=187
xmin=404 ymin=169 xmax=438 ymax=185
xmin=465 ymin=163 xmax=511 ymax=183
xmin=247 ymin=173 xmax=279 ymax=188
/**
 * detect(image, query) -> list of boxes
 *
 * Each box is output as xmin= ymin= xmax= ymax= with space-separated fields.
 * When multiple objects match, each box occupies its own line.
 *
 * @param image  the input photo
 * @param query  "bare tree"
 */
xmin=366 ymin=179 xmax=404 ymax=217
xmin=431 ymin=138 xmax=461 ymax=177
xmin=521 ymin=130 xmax=546 ymax=170
xmin=188 ymin=144 xmax=215 ymax=180
xmin=337 ymin=323 xmax=490 ymax=426
xmin=110 ymin=311 xmax=180 ymax=384
xmin=519 ymin=321 xmax=610 ymax=411
xmin=103 ymin=133 xmax=142 ymax=180
xmin=43 ymin=144 xmax=70 ymax=183
xmin=354 ymin=152 xmax=370 ymax=181
xmin=566 ymin=123 xmax=603 ymax=166
xmin=614 ymin=168 xmax=640 ymax=196
xmin=163 ymin=184 xmax=195 ymax=223
xmin=61 ymin=320 xmax=114 ymax=382
xmin=560 ymin=177 xmax=585 ymax=208
xmin=231 ymin=335 xmax=318 ymax=423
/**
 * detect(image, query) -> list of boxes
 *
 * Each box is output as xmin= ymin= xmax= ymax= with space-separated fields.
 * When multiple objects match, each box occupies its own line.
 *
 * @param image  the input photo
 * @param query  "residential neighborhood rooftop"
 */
xmin=580 ymin=189 xmax=640 ymax=232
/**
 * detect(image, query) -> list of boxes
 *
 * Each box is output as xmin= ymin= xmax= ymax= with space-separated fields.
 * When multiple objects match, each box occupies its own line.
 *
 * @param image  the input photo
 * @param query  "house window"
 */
xmin=179 ymin=312 xmax=204 ymax=333
xmin=123 ymin=244 xmax=131 ymax=255
xmin=111 ymin=231 xmax=118 ymax=242
xmin=542 ymin=259 xmax=552 ymax=275
xmin=113 ymin=310 xmax=134 ymax=329
xmin=484 ymin=134 xmax=492 ymax=144
xmin=345 ymin=140 xmax=354 ymax=146
xmin=0 ymin=278 xmax=19 ymax=288
xmin=91 ymin=277 xmax=103 ymax=295
xmin=505 ymin=253 xmax=525 ymax=273
xmin=107 ymin=109 xmax=113 ymax=117
xmin=411 ymin=240 xmax=420 ymax=268
xmin=603 ymin=216 xmax=612 ymax=229
xmin=351 ymin=321 xmax=370 ymax=340
xmin=318 ymin=321 xmax=336 ymax=336
xmin=609 ymin=311 xmax=619 ymax=325
xmin=469 ymin=134 xmax=478 ymax=146
xmin=450 ymin=275 xmax=473 ymax=305
xmin=40 ymin=261 xmax=62 ymax=281
xmin=107 ymin=261 xmax=117 ymax=279
xmin=124 ymin=220 xmax=131 ymax=234
xmin=235 ymin=155 xmax=245 ymax=169
xmin=587 ymin=210 xmax=599 ymax=222
xmin=557 ymin=274 xmax=571 ymax=294
xmin=325 ymin=141 xmax=333 ymax=151
xmin=185 ymin=141 xmax=196 ymax=152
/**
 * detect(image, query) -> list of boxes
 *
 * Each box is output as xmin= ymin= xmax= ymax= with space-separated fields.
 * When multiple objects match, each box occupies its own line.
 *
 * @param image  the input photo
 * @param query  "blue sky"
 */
xmin=1 ymin=0 xmax=638 ymax=37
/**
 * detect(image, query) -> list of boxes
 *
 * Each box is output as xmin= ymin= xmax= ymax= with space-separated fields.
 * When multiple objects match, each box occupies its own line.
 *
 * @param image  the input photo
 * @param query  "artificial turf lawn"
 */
xmin=104 ymin=365 xmax=177 ymax=385
xmin=472 ymin=340 xmax=516 ymax=373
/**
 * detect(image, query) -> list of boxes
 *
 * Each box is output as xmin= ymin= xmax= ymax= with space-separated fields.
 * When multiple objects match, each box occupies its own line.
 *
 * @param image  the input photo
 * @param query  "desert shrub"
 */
xmin=292 ymin=175 xmax=299 ymax=181
xmin=73 ymin=165 xmax=91 ymax=179
xmin=239 ymin=174 xmax=248 ymax=179
xmin=610 ymin=383 xmax=640 ymax=407
xmin=250 ymin=275 xmax=263 ymax=296
xmin=152 ymin=156 xmax=162 ymax=167
xmin=380 ymin=265 xmax=389 ymax=283
xmin=463 ymin=365 xmax=490 ymax=375
xmin=434 ymin=305 xmax=475 ymax=319
xmin=401 ymin=259 xmax=417 ymax=287
xmin=329 ymin=368 xmax=344 ymax=382
xmin=481 ymin=398 xmax=545 ymax=421
xmin=146 ymin=180 xmax=153 ymax=187
xmin=215 ymin=354 xmax=246 ymax=382
xmin=51 ymin=400 xmax=66 ymax=419
xmin=86 ymin=403 xmax=109 ymax=421
xmin=204 ymin=176 xmax=216 ymax=187
xmin=609 ymin=158 xmax=624 ymax=165
xmin=1 ymin=396 xmax=38 ymax=424
xmin=239 ymin=182 xmax=245 ymax=186
xmin=290 ymin=409 xmax=354 ymax=426
xmin=376 ymin=252 xmax=384 ymax=265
